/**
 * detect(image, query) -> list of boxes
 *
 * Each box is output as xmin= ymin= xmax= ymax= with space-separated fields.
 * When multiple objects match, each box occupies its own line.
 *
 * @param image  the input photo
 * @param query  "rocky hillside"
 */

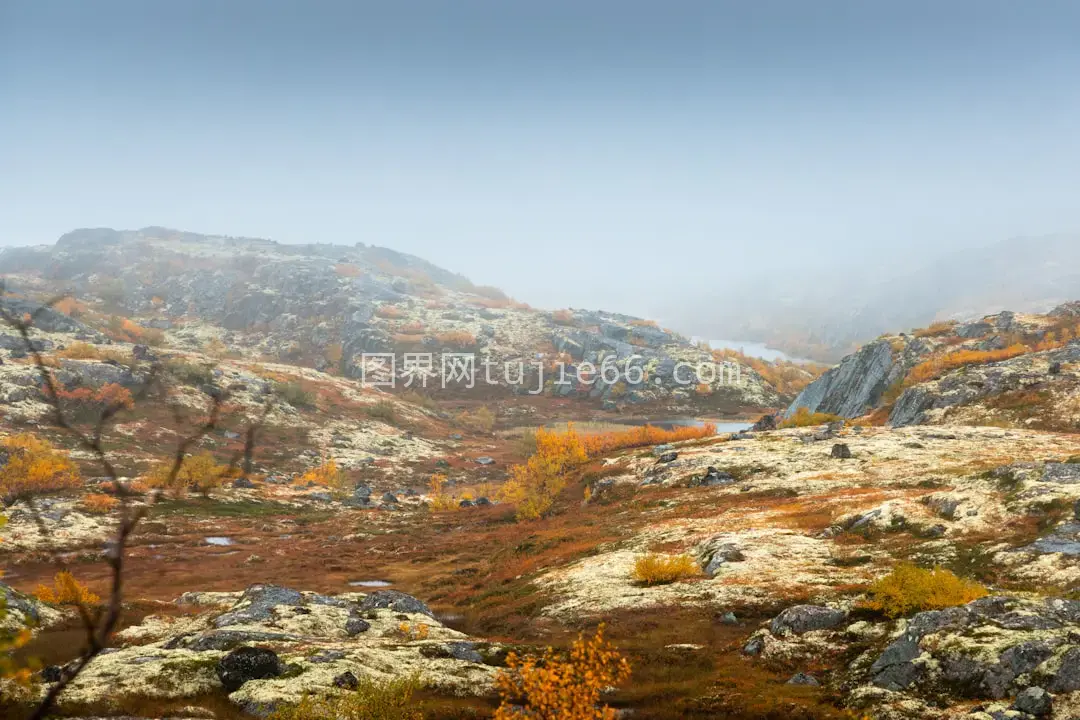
xmin=786 ymin=302 xmax=1080 ymax=431
xmin=0 ymin=227 xmax=782 ymax=413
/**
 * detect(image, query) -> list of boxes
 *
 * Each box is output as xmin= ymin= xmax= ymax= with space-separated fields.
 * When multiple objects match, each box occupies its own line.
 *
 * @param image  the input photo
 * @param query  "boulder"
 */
xmin=1012 ymin=687 xmax=1052 ymax=717
xmin=770 ymin=605 xmax=846 ymax=636
xmin=357 ymin=590 xmax=434 ymax=618
xmin=216 ymin=646 xmax=282 ymax=693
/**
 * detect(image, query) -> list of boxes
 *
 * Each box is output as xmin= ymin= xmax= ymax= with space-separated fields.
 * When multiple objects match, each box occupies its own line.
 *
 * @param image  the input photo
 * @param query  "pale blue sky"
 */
xmin=3 ymin=1 xmax=1080 ymax=324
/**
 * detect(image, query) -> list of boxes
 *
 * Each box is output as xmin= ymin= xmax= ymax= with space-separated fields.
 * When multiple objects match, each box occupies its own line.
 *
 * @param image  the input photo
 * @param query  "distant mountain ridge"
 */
xmin=697 ymin=234 xmax=1080 ymax=363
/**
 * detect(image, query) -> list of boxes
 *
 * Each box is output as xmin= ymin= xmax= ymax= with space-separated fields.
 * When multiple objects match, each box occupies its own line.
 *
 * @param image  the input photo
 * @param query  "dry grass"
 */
xmin=778 ymin=407 xmax=843 ymax=428
xmin=632 ymin=553 xmax=699 ymax=586
xmin=905 ymin=344 xmax=1030 ymax=385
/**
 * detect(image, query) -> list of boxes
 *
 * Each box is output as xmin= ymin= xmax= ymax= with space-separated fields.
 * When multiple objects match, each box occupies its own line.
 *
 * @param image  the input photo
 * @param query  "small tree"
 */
xmin=0 ymin=434 xmax=81 ymax=505
xmin=144 ymin=452 xmax=234 ymax=498
xmin=495 ymin=625 xmax=631 ymax=720
xmin=296 ymin=458 xmax=345 ymax=491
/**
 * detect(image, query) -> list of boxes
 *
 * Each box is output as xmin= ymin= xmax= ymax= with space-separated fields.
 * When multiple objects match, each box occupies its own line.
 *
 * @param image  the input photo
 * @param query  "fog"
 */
xmin=4 ymin=1 xmax=1080 ymax=360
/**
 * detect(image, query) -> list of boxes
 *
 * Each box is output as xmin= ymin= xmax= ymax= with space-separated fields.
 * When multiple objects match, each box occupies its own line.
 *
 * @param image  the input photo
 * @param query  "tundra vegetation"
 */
xmin=1 ymin=232 xmax=1079 ymax=720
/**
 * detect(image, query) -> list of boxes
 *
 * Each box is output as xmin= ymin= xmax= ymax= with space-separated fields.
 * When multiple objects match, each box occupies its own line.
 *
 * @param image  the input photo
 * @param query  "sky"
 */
xmin=3 ymin=1 xmax=1080 ymax=328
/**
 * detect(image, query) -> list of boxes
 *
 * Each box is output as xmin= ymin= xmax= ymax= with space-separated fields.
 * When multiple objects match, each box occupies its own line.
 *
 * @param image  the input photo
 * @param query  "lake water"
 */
xmin=610 ymin=418 xmax=752 ymax=434
xmin=701 ymin=338 xmax=814 ymax=364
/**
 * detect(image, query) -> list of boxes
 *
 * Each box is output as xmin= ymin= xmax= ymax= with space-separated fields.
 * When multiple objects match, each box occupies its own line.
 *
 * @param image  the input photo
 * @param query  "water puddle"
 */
xmin=348 ymin=580 xmax=392 ymax=588
xmin=205 ymin=536 xmax=234 ymax=546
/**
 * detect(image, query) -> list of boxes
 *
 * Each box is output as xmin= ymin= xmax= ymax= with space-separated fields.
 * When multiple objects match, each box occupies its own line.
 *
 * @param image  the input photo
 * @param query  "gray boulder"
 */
xmin=357 ymin=590 xmax=434 ymax=618
xmin=769 ymin=605 xmax=846 ymax=636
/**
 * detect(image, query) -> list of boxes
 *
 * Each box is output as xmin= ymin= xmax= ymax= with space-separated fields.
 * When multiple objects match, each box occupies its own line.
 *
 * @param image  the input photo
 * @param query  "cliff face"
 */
xmin=786 ymin=304 xmax=1080 ymax=431
xmin=784 ymin=337 xmax=931 ymax=419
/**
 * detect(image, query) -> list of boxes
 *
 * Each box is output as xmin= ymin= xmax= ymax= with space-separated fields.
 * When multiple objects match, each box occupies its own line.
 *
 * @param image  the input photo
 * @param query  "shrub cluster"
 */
xmin=55 ymin=382 xmax=135 ymax=422
xmin=864 ymin=564 xmax=988 ymax=618
xmin=0 ymin=434 xmax=81 ymax=504
xmin=494 ymin=625 xmax=631 ymax=720
xmin=905 ymin=344 xmax=1030 ymax=386
xmin=143 ymin=452 xmax=236 ymax=498
xmin=778 ymin=407 xmax=843 ymax=429
xmin=34 ymin=571 xmax=100 ymax=607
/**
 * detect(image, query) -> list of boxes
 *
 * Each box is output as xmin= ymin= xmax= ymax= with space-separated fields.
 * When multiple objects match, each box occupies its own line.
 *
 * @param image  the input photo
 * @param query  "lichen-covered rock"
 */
xmin=50 ymin=585 xmax=497 ymax=712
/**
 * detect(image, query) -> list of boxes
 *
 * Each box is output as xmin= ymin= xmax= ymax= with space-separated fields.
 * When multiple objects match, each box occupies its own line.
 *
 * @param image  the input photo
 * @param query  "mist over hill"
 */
xmin=666 ymin=234 xmax=1080 ymax=363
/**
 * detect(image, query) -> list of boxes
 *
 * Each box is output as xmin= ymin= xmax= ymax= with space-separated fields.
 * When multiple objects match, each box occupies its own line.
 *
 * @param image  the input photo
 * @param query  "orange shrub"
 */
xmin=579 ymin=423 xmax=715 ymax=456
xmin=56 ymin=382 xmax=135 ymax=422
xmin=57 ymin=342 xmax=102 ymax=360
xmin=905 ymin=344 xmax=1030 ymax=386
xmin=80 ymin=493 xmax=118 ymax=514
xmin=711 ymin=348 xmax=829 ymax=396
xmin=398 ymin=321 xmax=425 ymax=334
xmin=34 ymin=571 xmax=100 ymax=606
xmin=296 ymin=458 xmax=345 ymax=490
xmin=53 ymin=297 xmax=87 ymax=318
xmin=913 ymin=321 xmax=957 ymax=338
xmin=436 ymin=331 xmax=477 ymax=349
xmin=494 ymin=625 xmax=631 ymax=720
xmin=551 ymin=309 xmax=575 ymax=325
xmin=334 ymin=263 xmax=363 ymax=278
xmin=375 ymin=305 xmax=404 ymax=319
xmin=0 ymin=434 xmax=80 ymax=502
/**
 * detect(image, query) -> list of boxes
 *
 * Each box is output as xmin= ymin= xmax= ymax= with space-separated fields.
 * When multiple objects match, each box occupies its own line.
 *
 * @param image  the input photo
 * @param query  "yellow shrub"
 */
xmin=0 ymin=434 xmax=81 ymax=502
xmin=396 ymin=621 xmax=430 ymax=640
xmin=499 ymin=426 xmax=588 ymax=521
xmin=864 ymin=564 xmax=987 ymax=618
xmin=494 ymin=625 xmax=631 ymax=720
xmin=778 ymin=406 xmax=844 ymax=429
xmin=143 ymin=452 xmax=234 ymax=498
xmin=296 ymin=459 xmax=345 ymax=491
xmin=80 ymin=493 xmax=118 ymax=514
xmin=57 ymin=342 xmax=102 ymax=360
xmin=34 ymin=571 xmax=100 ymax=606
xmin=631 ymin=553 xmax=699 ymax=586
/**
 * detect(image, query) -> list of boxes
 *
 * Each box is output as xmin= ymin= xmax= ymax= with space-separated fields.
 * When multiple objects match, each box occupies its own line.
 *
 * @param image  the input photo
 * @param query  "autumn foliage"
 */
xmin=295 ymin=459 xmax=345 ymax=491
xmin=864 ymin=564 xmax=987 ymax=618
xmin=632 ymin=553 xmax=699 ymax=585
xmin=0 ymin=434 xmax=81 ymax=503
xmin=579 ymin=423 xmax=715 ymax=456
xmin=80 ymin=493 xmax=119 ymax=514
xmin=712 ymin=348 xmax=830 ymax=396
xmin=143 ymin=452 xmax=236 ymax=498
xmin=55 ymin=382 xmax=135 ymax=422
xmin=500 ymin=423 xmax=716 ymax=521
xmin=905 ymin=344 xmax=1030 ymax=386
xmin=34 ymin=571 xmax=100 ymax=607
xmin=494 ymin=625 xmax=631 ymax=720
xmin=500 ymin=426 xmax=588 ymax=520
xmin=778 ymin=406 xmax=844 ymax=429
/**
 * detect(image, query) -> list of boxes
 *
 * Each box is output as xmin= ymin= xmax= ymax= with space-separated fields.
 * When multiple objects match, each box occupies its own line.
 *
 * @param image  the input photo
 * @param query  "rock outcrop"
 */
xmin=48 ymin=584 xmax=499 ymax=714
